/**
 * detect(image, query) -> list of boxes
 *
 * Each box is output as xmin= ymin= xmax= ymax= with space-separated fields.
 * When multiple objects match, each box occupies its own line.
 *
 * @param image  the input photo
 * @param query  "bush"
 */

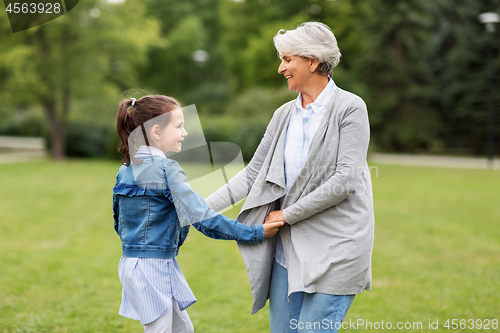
xmin=0 ymin=110 xmax=47 ymax=138
xmin=201 ymin=116 xmax=269 ymax=162
xmin=225 ymin=86 xmax=296 ymax=118
xmin=197 ymin=86 xmax=296 ymax=162
xmin=65 ymin=122 xmax=114 ymax=158
xmin=1 ymin=86 xmax=296 ymax=162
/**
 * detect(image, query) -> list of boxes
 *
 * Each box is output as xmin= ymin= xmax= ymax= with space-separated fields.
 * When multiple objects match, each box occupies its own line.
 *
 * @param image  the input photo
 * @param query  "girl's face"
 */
xmin=153 ymin=109 xmax=188 ymax=153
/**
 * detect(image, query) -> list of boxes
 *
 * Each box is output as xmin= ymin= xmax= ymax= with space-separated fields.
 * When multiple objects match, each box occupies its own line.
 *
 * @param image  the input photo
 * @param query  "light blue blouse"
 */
xmin=276 ymin=78 xmax=337 ymax=268
xmin=118 ymin=256 xmax=196 ymax=325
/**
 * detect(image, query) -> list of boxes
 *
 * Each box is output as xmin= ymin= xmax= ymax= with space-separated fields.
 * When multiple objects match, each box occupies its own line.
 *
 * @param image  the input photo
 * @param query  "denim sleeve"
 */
xmin=178 ymin=225 xmax=190 ymax=248
xmin=192 ymin=218 xmax=264 ymax=244
xmin=113 ymin=193 xmax=119 ymax=235
xmin=165 ymin=161 xmax=264 ymax=244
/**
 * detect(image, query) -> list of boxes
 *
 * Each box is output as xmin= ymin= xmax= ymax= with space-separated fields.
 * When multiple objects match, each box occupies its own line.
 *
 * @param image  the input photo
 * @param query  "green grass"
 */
xmin=0 ymin=160 xmax=499 ymax=332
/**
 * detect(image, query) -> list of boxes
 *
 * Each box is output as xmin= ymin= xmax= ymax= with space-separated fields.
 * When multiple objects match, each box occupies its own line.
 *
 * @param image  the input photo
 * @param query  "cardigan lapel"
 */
xmin=264 ymin=112 xmax=289 ymax=189
xmin=242 ymin=103 xmax=294 ymax=212
xmin=306 ymin=87 xmax=340 ymax=161
xmin=282 ymin=88 xmax=340 ymax=208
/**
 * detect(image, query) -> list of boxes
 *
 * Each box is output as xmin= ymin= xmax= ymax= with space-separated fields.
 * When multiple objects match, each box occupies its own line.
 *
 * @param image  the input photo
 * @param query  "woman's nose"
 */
xmin=278 ymin=62 xmax=285 ymax=74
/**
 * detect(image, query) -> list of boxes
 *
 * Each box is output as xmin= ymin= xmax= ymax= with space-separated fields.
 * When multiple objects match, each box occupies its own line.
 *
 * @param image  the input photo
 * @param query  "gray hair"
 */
xmin=273 ymin=22 xmax=341 ymax=77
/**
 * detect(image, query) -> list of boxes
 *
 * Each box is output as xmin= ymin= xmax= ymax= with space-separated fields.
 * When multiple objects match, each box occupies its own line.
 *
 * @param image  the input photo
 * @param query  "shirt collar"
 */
xmin=136 ymin=145 xmax=166 ymax=159
xmin=295 ymin=78 xmax=337 ymax=115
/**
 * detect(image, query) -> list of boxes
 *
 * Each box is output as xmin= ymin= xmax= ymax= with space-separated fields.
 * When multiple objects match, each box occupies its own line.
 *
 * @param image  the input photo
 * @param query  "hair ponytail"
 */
xmin=116 ymin=100 xmax=135 ymax=166
xmin=115 ymin=94 xmax=181 ymax=166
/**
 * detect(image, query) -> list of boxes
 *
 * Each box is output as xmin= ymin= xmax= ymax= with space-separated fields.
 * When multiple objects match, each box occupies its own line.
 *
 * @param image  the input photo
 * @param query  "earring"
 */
xmin=310 ymin=68 xmax=314 ymax=72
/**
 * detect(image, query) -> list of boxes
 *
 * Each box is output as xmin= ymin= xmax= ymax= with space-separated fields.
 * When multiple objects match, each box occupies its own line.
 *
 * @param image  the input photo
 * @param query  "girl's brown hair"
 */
xmin=116 ymin=94 xmax=180 ymax=166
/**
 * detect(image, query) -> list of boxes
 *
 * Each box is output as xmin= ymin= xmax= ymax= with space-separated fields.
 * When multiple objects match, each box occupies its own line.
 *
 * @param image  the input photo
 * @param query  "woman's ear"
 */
xmin=151 ymin=125 xmax=162 ymax=141
xmin=309 ymin=57 xmax=319 ymax=72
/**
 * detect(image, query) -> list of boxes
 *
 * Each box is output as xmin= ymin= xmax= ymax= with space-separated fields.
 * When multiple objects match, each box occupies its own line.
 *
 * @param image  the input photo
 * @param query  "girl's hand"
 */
xmin=263 ymin=222 xmax=284 ymax=238
xmin=265 ymin=210 xmax=286 ymax=224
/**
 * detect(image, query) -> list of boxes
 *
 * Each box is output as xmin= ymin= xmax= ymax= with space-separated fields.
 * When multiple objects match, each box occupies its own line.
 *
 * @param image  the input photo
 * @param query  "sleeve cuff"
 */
xmin=282 ymin=207 xmax=299 ymax=225
xmin=254 ymin=225 xmax=265 ymax=243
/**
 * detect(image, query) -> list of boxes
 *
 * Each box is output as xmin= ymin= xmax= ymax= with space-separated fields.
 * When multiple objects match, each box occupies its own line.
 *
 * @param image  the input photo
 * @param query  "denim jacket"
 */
xmin=113 ymin=147 xmax=264 ymax=259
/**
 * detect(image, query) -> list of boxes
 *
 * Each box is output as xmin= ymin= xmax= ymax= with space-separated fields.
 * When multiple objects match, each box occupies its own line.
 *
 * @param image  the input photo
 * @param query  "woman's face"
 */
xmin=153 ymin=109 xmax=188 ymax=153
xmin=278 ymin=54 xmax=314 ymax=93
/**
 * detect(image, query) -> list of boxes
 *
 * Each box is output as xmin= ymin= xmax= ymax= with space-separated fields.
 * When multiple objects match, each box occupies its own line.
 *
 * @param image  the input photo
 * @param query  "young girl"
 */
xmin=113 ymin=94 xmax=283 ymax=333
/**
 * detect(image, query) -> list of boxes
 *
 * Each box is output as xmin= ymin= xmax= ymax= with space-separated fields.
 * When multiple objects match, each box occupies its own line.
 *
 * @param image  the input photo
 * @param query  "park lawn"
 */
xmin=0 ymin=160 xmax=499 ymax=332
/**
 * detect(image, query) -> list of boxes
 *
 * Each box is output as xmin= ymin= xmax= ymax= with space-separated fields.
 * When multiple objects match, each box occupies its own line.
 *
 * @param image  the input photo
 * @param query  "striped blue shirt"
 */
xmin=118 ymin=257 xmax=196 ymax=325
xmin=118 ymin=146 xmax=197 ymax=325
xmin=275 ymin=78 xmax=337 ymax=268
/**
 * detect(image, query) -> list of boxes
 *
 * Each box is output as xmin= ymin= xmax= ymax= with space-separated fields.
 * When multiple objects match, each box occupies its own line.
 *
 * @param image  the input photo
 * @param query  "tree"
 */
xmin=352 ymin=0 xmax=441 ymax=152
xmin=219 ymin=0 xmax=313 ymax=91
xmin=138 ymin=0 xmax=224 ymax=113
xmin=428 ymin=0 xmax=500 ymax=155
xmin=0 ymin=0 xmax=162 ymax=159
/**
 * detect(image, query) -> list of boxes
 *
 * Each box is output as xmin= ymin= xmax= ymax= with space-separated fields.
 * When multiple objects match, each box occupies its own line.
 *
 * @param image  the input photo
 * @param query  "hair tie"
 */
xmin=130 ymin=98 xmax=136 ymax=106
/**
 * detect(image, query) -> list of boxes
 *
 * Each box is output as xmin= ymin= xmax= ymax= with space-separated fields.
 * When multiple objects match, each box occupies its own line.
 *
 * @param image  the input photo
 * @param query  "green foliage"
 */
xmin=0 ymin=107 xmax=47 ymax=138
xmin=348 ymin=0 xmax=500 ymax=154
xmin=1 ymin=0 xmax=500 ymax=159
xmin=65 ymin=121 xmax=114 ymax=158
xmin=139 ymin=14 xmax=208 ymax=98
xmin=139 ymin=0 xmax=224 ymax=105
xmin=201 ymin=86 xmax=296 ymax=161
xmin=219 ymin=0 xmax=311 ymax=91
xmin=0 ymin=0 xmax=162 ymax=105
xmin=0 ymin=0 xmax=163 ymax=158
xmin=428 ymin=0 xmax=500 ymax=155
xmin=181 ymin=81 xmax=231 ymax=116
xmin=352 ymin=0 xmax=442 ymax=152
xmin=201 ymin=115 xmax=269 ymax=162
xmin=224 ymin=85 xmax=297 ymax=118
xmin=240 ymin=16 xmax=308 ymax=89
xmin=0 ymin=113 xmax=118 ymax=160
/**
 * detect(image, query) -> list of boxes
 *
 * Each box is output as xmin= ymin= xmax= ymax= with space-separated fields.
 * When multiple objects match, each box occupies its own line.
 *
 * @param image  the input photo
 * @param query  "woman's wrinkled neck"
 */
xmin=300 ymin=75 xmax=329 ymax=108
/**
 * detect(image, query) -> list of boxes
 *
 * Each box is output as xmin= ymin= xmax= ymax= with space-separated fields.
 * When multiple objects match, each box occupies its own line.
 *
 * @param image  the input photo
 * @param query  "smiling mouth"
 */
xmin=285 ymin=75 xmax=293 ymax=81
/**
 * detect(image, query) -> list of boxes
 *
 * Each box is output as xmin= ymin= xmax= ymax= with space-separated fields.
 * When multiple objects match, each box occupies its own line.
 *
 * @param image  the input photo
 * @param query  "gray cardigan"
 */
xmin=206 ymin=87 xmax=374 ymax=314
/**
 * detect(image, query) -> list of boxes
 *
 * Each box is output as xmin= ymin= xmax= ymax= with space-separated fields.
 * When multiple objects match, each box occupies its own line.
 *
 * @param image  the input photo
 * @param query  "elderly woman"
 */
xmin=206 ymin=22 xmax=374 ymax=332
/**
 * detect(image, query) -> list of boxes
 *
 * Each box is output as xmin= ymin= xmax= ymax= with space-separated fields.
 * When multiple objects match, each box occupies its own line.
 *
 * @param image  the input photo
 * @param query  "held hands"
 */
xmin=263 ymin=222 xmax=284 ymax=238
xmin=262 ymin=210 xmax=287 ymax=238
xmin=264 ymin=210 xmax=286 ymax=224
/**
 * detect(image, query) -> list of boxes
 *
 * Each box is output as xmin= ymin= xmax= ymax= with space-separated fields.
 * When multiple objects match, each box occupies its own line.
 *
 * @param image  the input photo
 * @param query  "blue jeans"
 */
xmin=269 ymin=260 xmax=355 ymax=333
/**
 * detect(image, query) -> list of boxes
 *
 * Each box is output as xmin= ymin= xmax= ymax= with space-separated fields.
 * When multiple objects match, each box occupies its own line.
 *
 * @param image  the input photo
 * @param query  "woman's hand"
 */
xmin=262 ymin=210 xmax=286 ymax=238
xmin=265 ymin=210 xmax=286 ymax=224
xmin=263 ymin=222 xmax=284 ymax=238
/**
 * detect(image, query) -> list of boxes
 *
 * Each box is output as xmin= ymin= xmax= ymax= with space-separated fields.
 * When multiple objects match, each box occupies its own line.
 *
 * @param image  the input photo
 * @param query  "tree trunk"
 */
xmin=44 ymin=99 xmax=66 ymax=160
xmin=37 ymin=27 xmax=70 ymax=160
